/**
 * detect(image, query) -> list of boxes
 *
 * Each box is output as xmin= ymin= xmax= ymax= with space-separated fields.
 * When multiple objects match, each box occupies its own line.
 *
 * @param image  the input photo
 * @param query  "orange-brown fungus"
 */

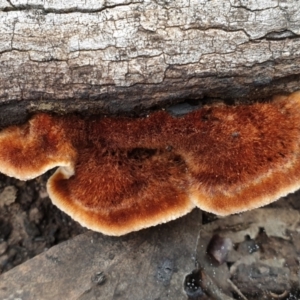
xmin=0 ymin=91 xmax=300 ymax=235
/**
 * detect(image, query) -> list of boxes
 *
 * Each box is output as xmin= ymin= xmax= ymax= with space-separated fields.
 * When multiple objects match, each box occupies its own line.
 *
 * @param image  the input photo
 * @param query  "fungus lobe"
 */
xmin=0 ymin=91 xmax=300 ymax=236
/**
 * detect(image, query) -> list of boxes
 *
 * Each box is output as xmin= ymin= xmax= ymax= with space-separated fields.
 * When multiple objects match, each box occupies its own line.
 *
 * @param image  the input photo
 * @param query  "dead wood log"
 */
xmin=0 ymin=0 xmax=300 ymax=126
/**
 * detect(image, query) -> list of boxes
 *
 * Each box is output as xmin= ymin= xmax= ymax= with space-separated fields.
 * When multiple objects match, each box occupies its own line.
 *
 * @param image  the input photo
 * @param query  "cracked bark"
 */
xmin=0 ymin=0 xmax=300 ymax=127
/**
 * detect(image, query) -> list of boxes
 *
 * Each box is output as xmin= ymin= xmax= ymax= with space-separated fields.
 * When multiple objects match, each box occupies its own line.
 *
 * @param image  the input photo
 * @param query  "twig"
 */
xmin=268 ymin=290 xmax=289 ymax=299
xmin=227 ymin=278 xmax=248 ymax=300
xmin=200 ymin=270 xmax=235 ymax=300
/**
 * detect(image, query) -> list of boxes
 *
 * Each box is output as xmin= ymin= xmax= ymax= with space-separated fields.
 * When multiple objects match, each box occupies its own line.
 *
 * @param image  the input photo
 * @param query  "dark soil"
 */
xmin=0 ymin=171 xmax=87 ymax=274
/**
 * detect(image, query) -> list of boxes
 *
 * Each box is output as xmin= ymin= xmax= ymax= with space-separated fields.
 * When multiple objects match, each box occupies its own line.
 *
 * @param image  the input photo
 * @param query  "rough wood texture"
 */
xmin=1 ymin=0 xmax=300 ymax=126
xmin=1 ymin=205 xmax=300 ymax=299
xmin=0 ymin=209 xmax=202 ymax=300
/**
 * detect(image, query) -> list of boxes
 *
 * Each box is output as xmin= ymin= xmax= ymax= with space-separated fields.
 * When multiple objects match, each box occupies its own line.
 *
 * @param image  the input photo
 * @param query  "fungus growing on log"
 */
xmin=0 ymin=91 xmax=300 ymax=235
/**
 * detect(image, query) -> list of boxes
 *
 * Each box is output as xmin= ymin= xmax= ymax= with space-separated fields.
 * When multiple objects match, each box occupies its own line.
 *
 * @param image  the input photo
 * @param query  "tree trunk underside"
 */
xmin=0 ymin=0 xmax=300 ymax=126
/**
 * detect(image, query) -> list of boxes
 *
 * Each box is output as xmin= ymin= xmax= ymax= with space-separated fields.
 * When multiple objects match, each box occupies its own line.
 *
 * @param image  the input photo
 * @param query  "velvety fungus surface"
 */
xmin=0 ymin=91 xmax=300 ymax=235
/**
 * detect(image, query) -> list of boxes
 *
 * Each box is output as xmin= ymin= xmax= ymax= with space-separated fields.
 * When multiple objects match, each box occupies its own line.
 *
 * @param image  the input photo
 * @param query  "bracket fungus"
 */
xmin=0 ymin=91 xmax=300 ymax=235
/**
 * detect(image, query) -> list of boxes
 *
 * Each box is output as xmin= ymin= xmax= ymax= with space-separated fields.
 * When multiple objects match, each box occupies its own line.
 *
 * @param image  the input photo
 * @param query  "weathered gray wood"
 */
xmin=1 ymin=206 xmax=300 ymax=299
xmin=0 ymin=209 xmax=202 ymax=300
xmin=1 ymin=1 xmax=300 ymax=126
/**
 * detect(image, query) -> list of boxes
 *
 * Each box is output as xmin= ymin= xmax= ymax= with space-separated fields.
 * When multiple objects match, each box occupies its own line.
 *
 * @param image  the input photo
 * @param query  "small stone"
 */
xmin=39 ymin=187 xmax=48 ymax=199
xmin=0 ymin=186 xmax=17 ymax=207
xmin=207 ymin=234 xmax=233 ymax=265
xmin=29 ymin=207 xmax=43 ymax=224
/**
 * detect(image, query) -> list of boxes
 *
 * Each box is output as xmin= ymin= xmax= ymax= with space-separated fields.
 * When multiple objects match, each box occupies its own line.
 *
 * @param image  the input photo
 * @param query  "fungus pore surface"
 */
xmin=0 ymin=92 xmax=300 ymax=235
